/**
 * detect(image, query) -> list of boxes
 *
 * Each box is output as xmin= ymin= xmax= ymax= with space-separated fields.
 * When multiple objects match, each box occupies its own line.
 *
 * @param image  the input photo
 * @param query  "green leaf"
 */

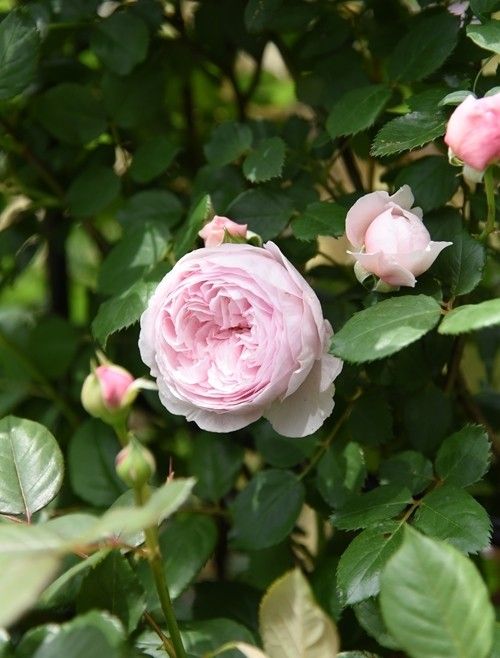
xmin=243 ymin=137 xmax=286 ymax=183
xmin=0 ymin=416 xmax=63 ymax=519
xmin=292 ymin=201 xmax=346 ymax=241
xmin=336 ymin=521 xmax=404 ymax=605
xmin=36 ymin=83 xmax=106 ymax=145
xmin=129 ymin=136 xmax=179 ymax=183
xmin=348 ymin=390 xmax=393 ymax=445
xmin=92 ymin=275 xmax=162 ymax=346
xmin=98 ymin=221 xmax=170 ymax=295
xmin=380 ymin=527 xmax=495 ymax=658
xmin=332 ymin=485 xmax=412 ymax=531
xmin=371 ymin=112 xmax=446 ymax=157
xmin=227 ymin=189 xmax=293 ymax=240
xmin=427 ymin=208 xmax=486 ymax=296
xmin=67 ymin=164 xmax=120 ymax=218
xmin=435 ymin=425 xmax=491 ymax=487
xmin=467 ymin=21 xmax=500 ymax=55
xmin=470 ymin=0 xmax=500 ymax=16
xmin=394 ymin=157 xmax=459 ymax=212
xmin=174 ymin=194 xmax=212 ymax=258
xmin=77 ymin=552 xmax=146 ymax=632
xmin=255 ymin=424 xmax=316 ymax=469
xmin=204 ymin=122 xmax=253 ymax=166
xmin=337 ymin=653 xmax=381 ymax=658
xmin=316 ymin=442 xmax=366 ymax=508
xmin=260 ymin=569 xmax=340 ymax=658
xmin=188 ymin=434 xmax=244 ymax=502
xmin=91 ymin=12 xmax=149 ymax=75
xmin=388 ymin=13 xmax=459 ymax=82
xmin=117 ymin=190 xmax=183 ymax=227
xmin=380 ymin=451 xmax=434 ymax=495
xmin=327 ymin=85 xmax=392 ymax=139
xmin=439 ymin=90 xmax=474 ymax=107
xmin=28 ymin=316 xmax=79 ymax=380
xmin=354 ymin=598 xmax=400 ymax=650
xmin=139 ymin=513 xmax=217 ymax=604
xmin=32 ymin=623 xmax=121 ymax=658
xmin=68 ymin=419 xmax=126 ymax=507
xmin=491 ymin=623 xmax=500 ymax=658
xmin=413 ymin=485 xmax=491 ymax=554
xmin=244 ymin=0 xmax=283 ymax=32
xmin=330 ymin=295 xmax=442 ymax=364
xmin=229 ymin=470 xmax=305 ymax=550
xmin=0 ymin=11 xmax=39 ymax=100
xmin=438 ymin=299 xmax=500 ymax=335
xmin=402 ymin=383 xmax=452 ymax=455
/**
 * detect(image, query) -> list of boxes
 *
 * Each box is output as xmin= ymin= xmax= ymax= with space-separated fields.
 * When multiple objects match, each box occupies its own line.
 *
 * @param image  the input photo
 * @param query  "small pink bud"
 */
xmin=95 ymin=365 xmax=135 ymax=409
xmin=81 ymin=363 xmax=138 ymax=424
xmin=198 ymin=216 xmax=248 ymax=247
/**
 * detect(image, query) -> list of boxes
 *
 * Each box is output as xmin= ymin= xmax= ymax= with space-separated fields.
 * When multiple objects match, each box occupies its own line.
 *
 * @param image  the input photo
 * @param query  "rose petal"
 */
xmin=391 ymin=241 xmax=452 ymax=277
xmin=345 ymin=190 xmax=390 ymax=249
xmin=349 ymin=250 xmax=417 ymax=287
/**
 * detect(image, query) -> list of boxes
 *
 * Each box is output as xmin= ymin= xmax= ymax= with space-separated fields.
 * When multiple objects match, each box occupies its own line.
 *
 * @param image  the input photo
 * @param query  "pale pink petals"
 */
xmin=445 ymin=94 xmax=500 ymax=171
xmin=198 ymin=215 xmax=248 ymax=247
xmin=95 ymin=365 xmax=135 ymax=408
xmin=139 ymin=240 xmax=342 ymax=437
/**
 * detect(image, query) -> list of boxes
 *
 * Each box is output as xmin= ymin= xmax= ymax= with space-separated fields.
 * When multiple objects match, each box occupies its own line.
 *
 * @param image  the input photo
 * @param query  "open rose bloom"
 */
xmin=445 ymin=93 xmax=500 ymax=172
xmin=346 ymin=185 xmax=452 ymax=288
xmin=139 ymin=242 xmax=342 ymax=437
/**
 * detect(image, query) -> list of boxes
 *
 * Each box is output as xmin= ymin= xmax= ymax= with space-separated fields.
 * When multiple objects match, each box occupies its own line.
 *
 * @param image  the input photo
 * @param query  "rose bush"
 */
xmin=139 ymin=241 xmax=342 ymax=437
xmin=445 ymin=93 xmax=500 ymax=171
xmin=346 ymin=185 xmax=451 ymax=288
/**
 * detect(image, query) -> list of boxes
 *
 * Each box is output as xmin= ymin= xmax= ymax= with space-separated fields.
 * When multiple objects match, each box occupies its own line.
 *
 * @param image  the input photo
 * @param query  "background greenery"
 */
xmin=0 ymin=0 xmax=499 ymax=657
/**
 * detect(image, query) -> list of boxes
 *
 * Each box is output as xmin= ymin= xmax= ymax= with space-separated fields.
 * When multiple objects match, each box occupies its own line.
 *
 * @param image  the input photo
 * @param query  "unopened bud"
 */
xmin=81 ymin=364 xmax=138 ymax=425
xmin=115 ymin=437 xmax=156 ymax=488
xmin=198 ymin=216 xmax=248 ymax=247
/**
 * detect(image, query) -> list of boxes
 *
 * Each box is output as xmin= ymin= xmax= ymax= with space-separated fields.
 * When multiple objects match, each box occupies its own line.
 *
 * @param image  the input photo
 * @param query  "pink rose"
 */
xmin=445 ymin=94 xmax=500 ymax=171
xmin=139 ymin=242 xmax=343 ymax=437
xmin=81 ymin=364 xmax=138 ymax=423
xmin=198 ymin=215 xmax=248 ymax=247
xmin=95 ymin=365 xmax=135 ymax=408
xmin=346 ymin=185 xmax=451 ymax=288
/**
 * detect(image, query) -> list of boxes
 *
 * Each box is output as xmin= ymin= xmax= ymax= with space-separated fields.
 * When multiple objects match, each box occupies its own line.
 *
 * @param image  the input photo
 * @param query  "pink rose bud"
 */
xmin=346 ymin=185 xmax=452 ymax=289
xmin=198 ymin=216 xmax=248 ymax=247
xmin=445 ymin=94 xmax=500 ymax=171
xmin=81 ymin=364 xmax=138 ymax=424
xmin=139 ymin=242 xmax=343 ymax=438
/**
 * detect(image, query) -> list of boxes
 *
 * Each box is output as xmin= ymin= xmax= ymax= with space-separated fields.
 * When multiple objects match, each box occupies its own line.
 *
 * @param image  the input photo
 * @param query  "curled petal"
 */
xmin=393 ymin=241 xmax=452 ymax=277
xmin=349 ymin=250 xmax=417 ymax=287
xmin=345 ymin=190 xmax=390 ymax=249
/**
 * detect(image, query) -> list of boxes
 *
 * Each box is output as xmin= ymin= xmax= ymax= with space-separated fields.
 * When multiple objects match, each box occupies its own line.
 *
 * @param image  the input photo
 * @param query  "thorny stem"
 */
xmin=480 ymin=166 xmax=496 ymax=240
xmin=144 ymin=611 xmax=176 ymax=658
xmin=134 ymin=484 xmax=188 ymax=658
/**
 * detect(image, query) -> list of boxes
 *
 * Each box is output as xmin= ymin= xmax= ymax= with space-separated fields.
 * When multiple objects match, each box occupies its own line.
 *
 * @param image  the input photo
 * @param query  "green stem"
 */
xmin=134 ymin=484 xmax=187 ymax=658
xmin=480 ymin=166 xmax=496 ymax=240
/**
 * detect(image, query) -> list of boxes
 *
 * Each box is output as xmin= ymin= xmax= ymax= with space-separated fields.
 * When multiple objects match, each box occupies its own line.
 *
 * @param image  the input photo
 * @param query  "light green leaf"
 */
xmin=438 ymin=90 xmax=474 ymax=107
xmin=243 ymin=137 xmax=286 ymax=183
xmin=354 ymin=599 xmax=400 ymax=650
xmin=337 ymin=653 xmax=381 ymax=658
xmin=227 ymin=189 xmax=293 ymax=240
xmin=438 ymin=299 xmax=500 ymax=335
xmin=175 ymin=194 xmax=212 ymax=258
xmin=388 ymin=13 xmax=459 ymax=82
xmin=435 ymin=425 xmax=491 ymax=487
xmin=330 ymin=295 xmax=442 ymax=363
xmin=260 ymin=570 xmax=340 ymax=658
xmin=68 ymin=420 xmax=126 ymax=507
xmin=98 ymin=221 xmax=170 ymax=295
xmin=67 ymin=164 xmax=120 ymax=218
xmin=413 ymin=485 xmax=491 ymax=554
xmin=129 ymin=136 xmax=179 ymax=183
xmin=33 ymin=623 xmax=121 ymax=658
xmin=36 ymin=83 xmax=106 ymax=145
xmin=204 ymin=122 xmax=253 ymax=166
xmin=336 ymin=521 xmax=404 ymax=605
xmin=327 ymin=85 xmax=392 ymax=139
xmin=91 ymin=12 xmax=149 ymax=75
xmin=380 ymin=527 xmax=495 ymax=658
xmin=0 ymin=416 xmax=64 ymax=519
xmin=77 ymin=552 xmax=146 ymax=632
xmin=467 ymin=21 xmax=500 ymax=55
xmin=0 ymin=11 xmax=39 ymax=100
xmin=332 ymin=485 xmax=411 ymax=531
xmin=371 ymin=112 xmax=446 ymax=157
xmin=292 ymin=201 xmax=346 ymax=241
xmin=230 ymin=470 xmax=304 ymax=550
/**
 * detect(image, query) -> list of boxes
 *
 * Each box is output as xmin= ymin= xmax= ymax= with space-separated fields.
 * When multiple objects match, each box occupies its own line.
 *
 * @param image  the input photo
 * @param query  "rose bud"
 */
xmin=139 ymin=242 xmax=343 ymax=438
xmin=346 ymin=185 xmax=452 ymax=289
xmin=115 ymin=436 xmax=156 ymax=488
xmin=198 ymin=215 xmax=248 ymax=247
xmin=81 ymin=364 xmax=139 ymax=424
xmin=445 ymin=93 xmax=500 ymax=172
